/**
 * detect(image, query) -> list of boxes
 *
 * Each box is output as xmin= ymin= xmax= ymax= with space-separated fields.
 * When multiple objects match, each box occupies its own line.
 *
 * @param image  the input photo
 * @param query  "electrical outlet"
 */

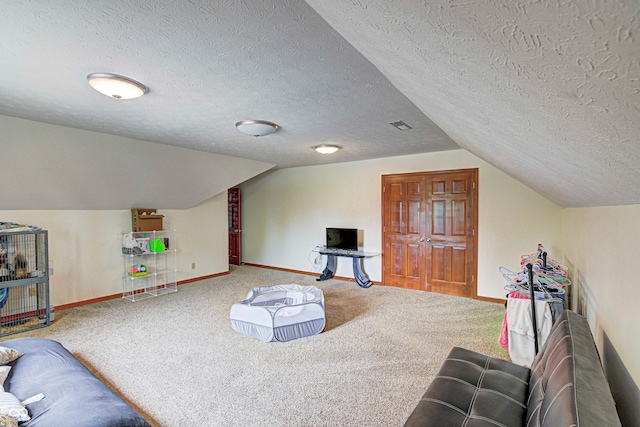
xmin=29 ymin=286 xmax=36 ymax=296
xmin=191 ymin=262 xmax=196 ymax=270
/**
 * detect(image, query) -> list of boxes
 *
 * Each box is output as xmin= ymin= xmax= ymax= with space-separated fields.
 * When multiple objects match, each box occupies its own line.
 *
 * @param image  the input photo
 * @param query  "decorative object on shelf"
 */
xmin=149 ymin=238 xmax=165 ymax=252
xmin=235 ymin=120 xmax=279 ymax=137
xmin=131 ymin=209 xmax=164 ymax=232
xmin=86 ymin=73 xmax=148 ymax=100
xmin=122 ymin=232 xmax=142 ymax=255
xmin=129 ymin=264 xmax=148 ymax=277
xmin=312 ymin=144 xmax=342 ymax=154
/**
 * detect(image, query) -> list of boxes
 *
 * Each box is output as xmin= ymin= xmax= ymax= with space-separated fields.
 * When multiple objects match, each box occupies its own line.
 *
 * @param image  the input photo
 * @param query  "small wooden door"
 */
xmin=382 ymin=169 xmax=478 ymax=297
xmin=228 ymin=188 xmax=241 ymax=265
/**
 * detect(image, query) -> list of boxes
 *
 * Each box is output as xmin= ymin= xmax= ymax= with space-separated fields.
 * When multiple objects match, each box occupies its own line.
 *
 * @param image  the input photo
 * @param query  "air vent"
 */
xmin=389 ymin=120 xmax=412 ymax=130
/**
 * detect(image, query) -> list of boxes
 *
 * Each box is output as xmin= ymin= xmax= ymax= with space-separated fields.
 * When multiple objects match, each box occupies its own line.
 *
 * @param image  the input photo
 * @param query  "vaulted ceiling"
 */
xmin=306 ymin=1 xmax=640 ymax=208
xmin=1 ymin=0 xmax=638 ymax=209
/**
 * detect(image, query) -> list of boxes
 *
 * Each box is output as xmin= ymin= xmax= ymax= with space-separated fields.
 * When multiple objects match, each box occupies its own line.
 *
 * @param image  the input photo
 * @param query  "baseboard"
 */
xmin=241 ymin=262 xmax=382 ymax=286
xmin=54 ymin=271 xmax=230 ymax=312
xmin=476 ymin=295 xmax=506 ymax=304
xmin=177 ymin=272 xmax=229 ymax=285
xmin=54 ymin=266 xmax=501 ymax=311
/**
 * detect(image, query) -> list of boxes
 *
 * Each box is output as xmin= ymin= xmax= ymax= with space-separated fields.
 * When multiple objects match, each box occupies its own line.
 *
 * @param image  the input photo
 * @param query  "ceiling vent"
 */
xmin=389 ymin=120 xmax=412 ymax=131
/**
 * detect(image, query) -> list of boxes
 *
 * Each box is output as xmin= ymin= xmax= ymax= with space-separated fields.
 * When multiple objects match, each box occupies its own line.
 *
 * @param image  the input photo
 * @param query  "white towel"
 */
xmin=507 ymin=297 xmax=553 ymax=368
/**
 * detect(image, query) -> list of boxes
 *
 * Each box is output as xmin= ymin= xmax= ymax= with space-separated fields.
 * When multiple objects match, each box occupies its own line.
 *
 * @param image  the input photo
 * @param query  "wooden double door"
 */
xmin=382 ymin=169 xmax=478 ymax=298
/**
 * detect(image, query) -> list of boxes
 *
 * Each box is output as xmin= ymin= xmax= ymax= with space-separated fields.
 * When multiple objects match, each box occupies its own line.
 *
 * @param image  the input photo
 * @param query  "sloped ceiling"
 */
xmin=0 ymin=0 xmax=639 ymax=209
xmin=306 ymin=0 xmax=640 ymax=207
xmin=0 ymin=0 xmax=455 ymax=169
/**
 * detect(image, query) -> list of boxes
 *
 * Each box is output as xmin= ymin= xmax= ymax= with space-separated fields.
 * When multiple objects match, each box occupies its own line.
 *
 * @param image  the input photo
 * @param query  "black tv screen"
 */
xmin=326 ymin=228 xmax=358 ymax=251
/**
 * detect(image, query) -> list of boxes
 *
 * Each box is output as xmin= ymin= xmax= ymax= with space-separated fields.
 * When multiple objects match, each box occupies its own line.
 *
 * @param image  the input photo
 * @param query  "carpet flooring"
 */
xmin=1 ymin=265 xmax=509 ymax=426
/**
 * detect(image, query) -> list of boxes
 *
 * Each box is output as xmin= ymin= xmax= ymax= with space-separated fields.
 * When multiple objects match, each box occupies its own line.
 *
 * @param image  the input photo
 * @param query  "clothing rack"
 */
xmin=500 ymin=244 xmax=570 ymax=363
xmin=526 ymin=262 xmax=539 ymax=355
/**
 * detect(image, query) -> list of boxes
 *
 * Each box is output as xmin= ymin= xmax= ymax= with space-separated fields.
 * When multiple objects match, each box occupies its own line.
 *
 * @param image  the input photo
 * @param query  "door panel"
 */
xmin=382 ymin=169 xmax=478 ymax=298
xmin=390 ymin=242 xmax=403 ymax=276
xmin=425 ymin=170 xmax=476 ymax=297
xmin=430 ymin=245 xmax=446 ymax=281
xmin=407 ymin=244 xmax=421 ymax=278
xmin=432 ymin=200 xmax=446 ymax=235
xmin=408 ymin=200 xmax=421 ymax=233
xmin=452 ymin=200 xmax=467 ymax=236
xmin=382 ymin=175 xmax=426 ymax=290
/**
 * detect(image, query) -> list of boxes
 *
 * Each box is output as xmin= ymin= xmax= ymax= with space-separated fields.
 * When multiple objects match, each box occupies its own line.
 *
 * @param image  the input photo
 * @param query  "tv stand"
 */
xmin=316 ymin=249 xmax=380 ymax=288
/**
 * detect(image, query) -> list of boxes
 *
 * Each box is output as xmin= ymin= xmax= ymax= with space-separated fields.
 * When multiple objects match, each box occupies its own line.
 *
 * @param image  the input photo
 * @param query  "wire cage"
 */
xmin=0 ymin=229 xmax=50 ymax=336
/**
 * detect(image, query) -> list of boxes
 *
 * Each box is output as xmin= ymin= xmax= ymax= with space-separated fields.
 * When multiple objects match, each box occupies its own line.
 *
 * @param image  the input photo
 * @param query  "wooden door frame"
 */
xmin=381 ymin=168 xmax=478 ymax=298
xmin=228 ymin=188 xmax=242 ymax=266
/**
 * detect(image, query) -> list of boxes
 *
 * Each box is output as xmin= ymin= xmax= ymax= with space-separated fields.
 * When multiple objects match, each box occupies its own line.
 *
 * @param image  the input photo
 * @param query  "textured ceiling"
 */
xmin=306 ymin=0 xmax=640 ymax=207
xmin=1 ymin=0 xmax=639 ymax=209
xmin=0 ymin=0 xmax=456 ymax=171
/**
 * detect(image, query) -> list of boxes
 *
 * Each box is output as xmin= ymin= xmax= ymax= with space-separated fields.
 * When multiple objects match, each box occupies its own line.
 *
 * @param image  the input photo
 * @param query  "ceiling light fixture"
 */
xmin=235 ymin=120 xmax=279 ymax=137
xmin=86 ymin=73 xmax=149 ymax=100
xmin=313 ymin=144 xmax=342 ymax=154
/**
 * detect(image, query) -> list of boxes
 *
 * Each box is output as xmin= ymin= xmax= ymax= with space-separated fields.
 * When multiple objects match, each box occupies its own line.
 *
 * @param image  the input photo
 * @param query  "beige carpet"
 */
xmin=1 ymin=265 xmax=508 ymax=427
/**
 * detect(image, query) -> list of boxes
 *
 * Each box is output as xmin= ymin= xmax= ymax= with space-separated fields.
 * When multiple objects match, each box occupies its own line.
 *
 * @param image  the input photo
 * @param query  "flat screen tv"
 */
xmin=326 ymin=228 xmax=358 ymax=251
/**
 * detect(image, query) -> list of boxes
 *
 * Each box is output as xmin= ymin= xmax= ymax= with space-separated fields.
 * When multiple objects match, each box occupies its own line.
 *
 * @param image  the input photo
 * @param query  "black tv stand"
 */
xmin=316 ymin=249 xmax=380 ymax=288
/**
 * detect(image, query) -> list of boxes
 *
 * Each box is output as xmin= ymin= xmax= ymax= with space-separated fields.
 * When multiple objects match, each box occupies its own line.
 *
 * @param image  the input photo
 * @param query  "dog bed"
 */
xmin=229 ymin=284 xmax=325 ymax=342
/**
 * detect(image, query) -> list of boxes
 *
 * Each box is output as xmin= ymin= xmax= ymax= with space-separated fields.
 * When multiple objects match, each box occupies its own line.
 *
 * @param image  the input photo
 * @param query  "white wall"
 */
xmin=0 ymin=191 xmax=228 ymax=306
xmin=563 ymin=205 xmax=640 ymax=386
xmin=241 ymin=149 xmax=563 ymax=299
xmin=0 ymin=115 xmax=274 ymax=210
xmin=162 ymin=191 xmax=229 ymax=279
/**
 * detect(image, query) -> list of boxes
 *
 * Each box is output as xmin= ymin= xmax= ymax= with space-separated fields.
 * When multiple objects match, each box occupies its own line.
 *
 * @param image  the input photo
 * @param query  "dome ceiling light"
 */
xmin=235 ymin=120 xmax=279 ymax=137
xmin=313 ymin=144 xmax=342 ymax=154
xmin=86 ymin=73 xmax=148 ymax=100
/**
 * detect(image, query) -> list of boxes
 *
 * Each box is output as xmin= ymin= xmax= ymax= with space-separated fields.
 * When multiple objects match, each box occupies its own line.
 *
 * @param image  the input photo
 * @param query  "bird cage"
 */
xmin=0 ymin=228 xmax=50 ymax=336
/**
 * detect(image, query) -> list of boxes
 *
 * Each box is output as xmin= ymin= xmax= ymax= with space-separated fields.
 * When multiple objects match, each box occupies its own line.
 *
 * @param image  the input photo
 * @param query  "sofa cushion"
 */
xmin=0 ymin=348 xmax=21 ymax=366
xmin=0 ymin=414 xmax=17 ymax=427
xmin=0 ymin=367 xmax=10 ymax=392
xmin=404 ymin=346 xmax=530 ymax=426
xmin=526 ymin=309 xmax=622 ymax=427
xmin=0 ymin=392 xmax=29 ymax=422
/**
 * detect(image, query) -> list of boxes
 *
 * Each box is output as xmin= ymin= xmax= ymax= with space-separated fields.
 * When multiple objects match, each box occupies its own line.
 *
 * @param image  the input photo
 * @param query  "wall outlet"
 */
xmin=191 ymin=262 xmax=196 ymax=270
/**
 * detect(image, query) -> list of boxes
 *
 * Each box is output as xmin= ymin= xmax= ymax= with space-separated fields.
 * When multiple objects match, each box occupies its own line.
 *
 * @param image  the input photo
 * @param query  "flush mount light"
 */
xmin=313 ymin=144 xmax=342 ymax=154
xmin=389 ymin=120 xmax=412 ymax=130
xmin=235 ymin=120 xmax=279 ymax=137
xmin=86 ymin=73 xmax=149 ymax=100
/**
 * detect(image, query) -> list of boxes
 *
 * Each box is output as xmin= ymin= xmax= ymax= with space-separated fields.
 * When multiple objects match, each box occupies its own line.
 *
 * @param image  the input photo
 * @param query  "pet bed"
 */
xmin=229 ymin=284 xmax=325 ymax=342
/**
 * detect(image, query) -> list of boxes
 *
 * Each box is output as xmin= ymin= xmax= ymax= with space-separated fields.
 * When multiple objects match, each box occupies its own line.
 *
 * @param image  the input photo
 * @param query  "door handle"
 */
xmin=420 ymin=237 xmax=431 ymax=243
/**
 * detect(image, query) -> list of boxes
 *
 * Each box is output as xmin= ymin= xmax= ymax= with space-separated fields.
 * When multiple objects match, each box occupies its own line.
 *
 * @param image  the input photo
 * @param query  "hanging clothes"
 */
xmin=506 ymin=297 xmax=553 ymax=368
xmin=498 ymin=244 xmax=570 ymax=362
xmin=499 ymin=291 xmax=530 ymax=350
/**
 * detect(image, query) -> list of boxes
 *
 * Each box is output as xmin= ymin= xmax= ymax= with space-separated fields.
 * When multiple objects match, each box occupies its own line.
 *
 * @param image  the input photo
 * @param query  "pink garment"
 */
xmin=498 ymin=291 xmax=530 ymax=350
